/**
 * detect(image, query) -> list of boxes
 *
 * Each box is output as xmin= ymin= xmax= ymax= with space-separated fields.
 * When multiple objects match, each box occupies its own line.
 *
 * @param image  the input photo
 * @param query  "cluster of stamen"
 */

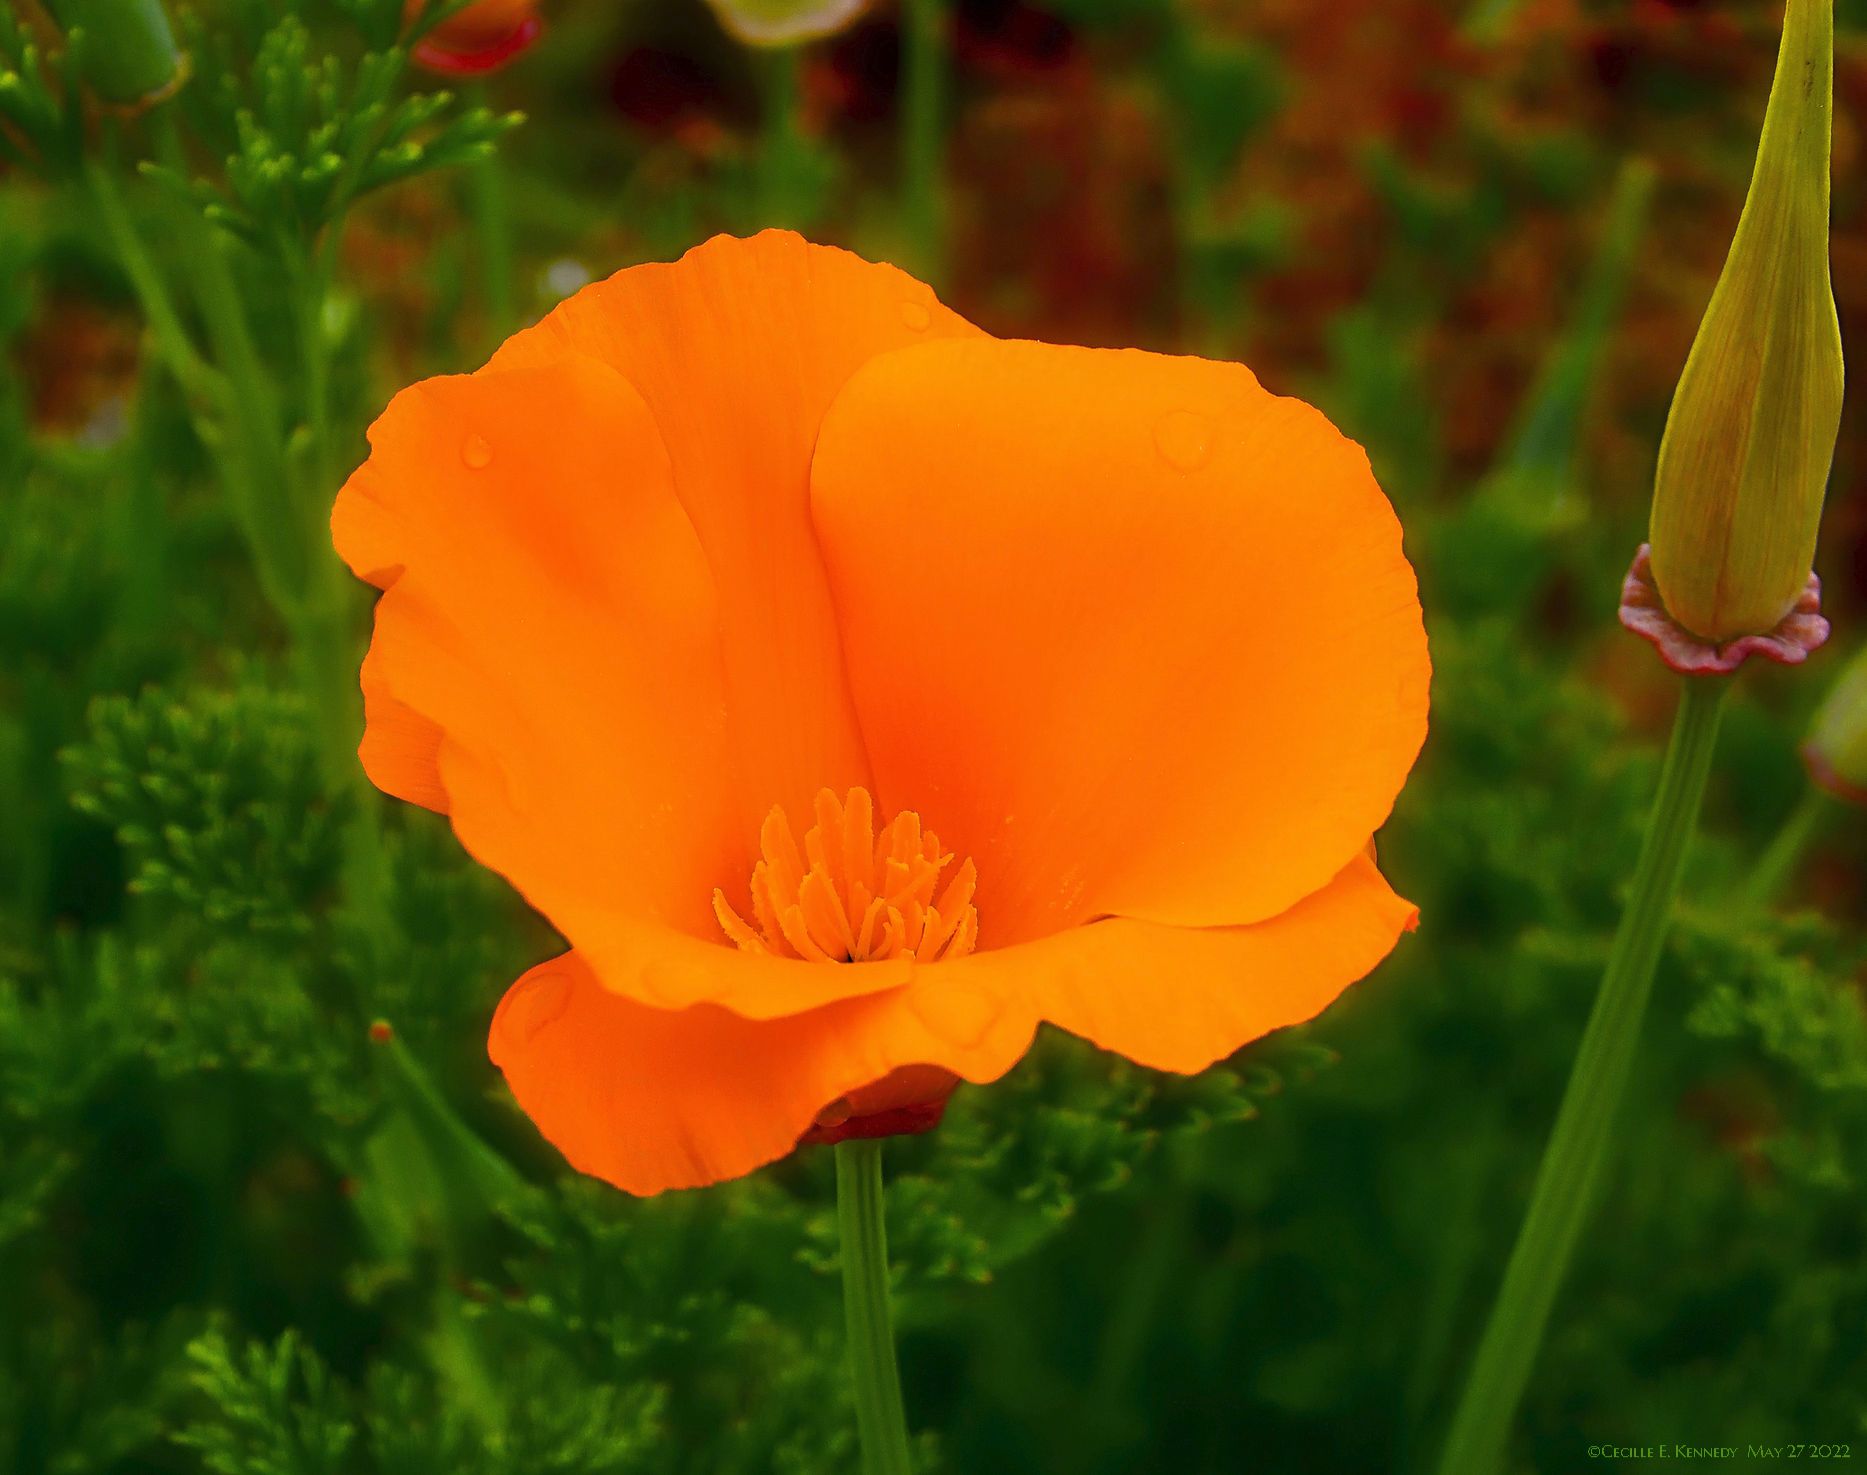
xmin=713 ymin=788 xmax=978 ymax=964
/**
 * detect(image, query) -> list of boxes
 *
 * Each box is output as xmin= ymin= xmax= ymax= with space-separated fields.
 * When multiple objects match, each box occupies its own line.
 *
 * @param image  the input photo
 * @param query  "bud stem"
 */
xmin=1436 ymin=675 xmax=1731 ymax=1475
xmin=836 ymin=1138 xmax=914 ymax=1475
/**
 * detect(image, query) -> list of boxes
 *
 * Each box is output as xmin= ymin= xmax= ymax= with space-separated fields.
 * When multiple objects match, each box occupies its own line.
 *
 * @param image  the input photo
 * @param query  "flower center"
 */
xmin=713 ymin=787 xmax=979 ymax=964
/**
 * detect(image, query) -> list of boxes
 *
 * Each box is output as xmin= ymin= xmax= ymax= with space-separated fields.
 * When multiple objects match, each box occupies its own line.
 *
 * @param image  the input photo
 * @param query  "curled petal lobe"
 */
xmin=489 ymin=230 xmax=985 ymax=831
xmin=336 ymin=357 xmax=901 ymax=1017
xmin=949 ymin=852 xmax=1417 ymax=1074
xmin=810 ymin=337 xmax=1429 ymax=945
xmin=488 ymin=950 xmax=1037 ymax=1195
xmin=334 ymin=356 xmax=733 ymax=945
xmin=488 ymin=855 xmax=1412 ymax=1193
xmin=357 ymin=674 xmax=450 ymax=814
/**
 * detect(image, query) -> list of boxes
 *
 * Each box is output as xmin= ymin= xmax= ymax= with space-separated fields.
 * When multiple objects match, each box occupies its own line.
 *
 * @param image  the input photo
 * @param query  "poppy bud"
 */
xmin=1804 ymin=644 xmax=1867 ymax=804
xmin=1648 ymin=0 xmax=1843 ymax=643
xmin=702 ymin=0 xmax=865 ymax=48
xmin=43 ymin=0 xmax=184 ymax=104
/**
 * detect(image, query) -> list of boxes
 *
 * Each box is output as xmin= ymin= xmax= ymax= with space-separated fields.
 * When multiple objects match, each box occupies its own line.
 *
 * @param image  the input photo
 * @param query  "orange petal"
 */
xmin=337 ymin=354 xmax=836 ymax=1015
xmin=490 ymin=857 xmax=1409 ymax=1193
xmin=488 ymin=949 xmax=1038 ymax=1195
xmin=811 ymin=337 xmax=1429 ymax=944
xmin=947 ymin=852 xmax=1417 ymax=1074
xmin=335 ymin=355 xmax=730 ymax=940
xmin=489 ymin=230 xmax=985 ymax=830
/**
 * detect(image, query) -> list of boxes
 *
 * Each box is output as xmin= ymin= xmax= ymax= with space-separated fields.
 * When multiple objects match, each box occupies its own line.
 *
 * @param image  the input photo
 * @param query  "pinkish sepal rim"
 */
xmin=1618 ymin=543 xmax=1830 ymax=676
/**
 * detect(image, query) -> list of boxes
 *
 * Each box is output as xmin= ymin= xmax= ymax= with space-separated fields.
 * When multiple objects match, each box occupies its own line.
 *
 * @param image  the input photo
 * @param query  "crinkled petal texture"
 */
xmin=337 ymin=231 xmax=1430 ymax=1196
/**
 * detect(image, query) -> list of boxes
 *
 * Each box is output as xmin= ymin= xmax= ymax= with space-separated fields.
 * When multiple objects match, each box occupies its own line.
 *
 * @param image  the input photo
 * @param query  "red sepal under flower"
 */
xmin=802 ymin=1099 xmax=948 ymax=1145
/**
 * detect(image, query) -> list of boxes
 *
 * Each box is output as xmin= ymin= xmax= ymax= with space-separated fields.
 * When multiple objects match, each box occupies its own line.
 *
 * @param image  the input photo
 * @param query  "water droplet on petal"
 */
xmin=1154 ymin=409 xmax=1213 ymax=472
xmin=494 ymin=970 xmax=571 ymax=1050
xmin=461 ymin=433 xmax=493 ymax=470
xmin=909 ymin=984 xmax=999 ymax=1049
xmin=900 ymin=301 xmax=932 ymax=332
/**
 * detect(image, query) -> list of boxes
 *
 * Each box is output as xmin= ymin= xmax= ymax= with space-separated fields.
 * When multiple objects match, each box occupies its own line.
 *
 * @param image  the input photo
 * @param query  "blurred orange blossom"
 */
xmin=332 ymin=231 xmax=1431 ymax=1195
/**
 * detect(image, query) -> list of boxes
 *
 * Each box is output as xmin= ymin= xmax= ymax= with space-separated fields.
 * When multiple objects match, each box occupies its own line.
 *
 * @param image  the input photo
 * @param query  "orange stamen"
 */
xmin=715 ymin=787 xmax=980 ymax=963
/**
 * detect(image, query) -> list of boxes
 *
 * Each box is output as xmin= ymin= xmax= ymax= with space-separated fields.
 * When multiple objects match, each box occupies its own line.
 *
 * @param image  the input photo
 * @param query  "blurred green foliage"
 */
xmin=2 ymin=0 xmax=1865 ymax=1472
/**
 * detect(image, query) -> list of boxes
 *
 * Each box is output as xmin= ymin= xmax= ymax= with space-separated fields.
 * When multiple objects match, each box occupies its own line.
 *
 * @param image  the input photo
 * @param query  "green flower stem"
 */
xmin=1742 ymin=785 xmax=1832 ymax=911
xmin=1436 ymin=674 xmax=1731 ymax=1475
xmin=469 ymin=81 xmax=516 ymax=346
xmin=278 ymin=240 xmax=391 ymax=926
xmin=281 ymin=237 xmax=336 ymax=513
xmin=899 ymin=0 xmax=945 ymax=281
xmin=758 ymin=45 xmax=809 ymax=230
xmin=80 ymin=152 xmax=221 ymax=410
xmin=836 ymin=1139 xmax=913 ymax=1475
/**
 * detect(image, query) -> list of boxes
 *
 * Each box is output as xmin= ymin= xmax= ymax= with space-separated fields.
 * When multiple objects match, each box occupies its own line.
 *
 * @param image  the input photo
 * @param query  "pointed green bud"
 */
xmin=1649 ymin=0 xmax=1843 ymax=643
xmin=1805 ymin=644 xmax=1867 ymax=803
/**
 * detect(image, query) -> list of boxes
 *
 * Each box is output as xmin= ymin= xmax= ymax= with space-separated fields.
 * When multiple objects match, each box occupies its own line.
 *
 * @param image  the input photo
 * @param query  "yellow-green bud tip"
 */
xmin=1805 ymin=644 xmax=1867 ymax=803
xmin=1649 ymin=0 xmax=1844 ymax=643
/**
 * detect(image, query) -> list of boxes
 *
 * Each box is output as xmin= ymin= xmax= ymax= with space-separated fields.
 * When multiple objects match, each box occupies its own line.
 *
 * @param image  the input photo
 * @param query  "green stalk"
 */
xmin=1498 ymin=158 xmax=1654 ymax=484
xmin=1436 ymin=675 xmax=1731 ymax=1475
xmin=898 ymin=0 xmax=945 ymax=282
xmin=148 ymin=108 xmax=309 ymax=623
xmin=279 ymin=237 xmax=391 ymax=926
xmin=1742 ymin=785 xmax=1832 ymax=911
xmin=468 ymin=80 xmax=515 ymax=346
xmin=758 ymin=45 xmax=808 ymax=230
xmin=282 ymin=236 xmax=336 ymax=517
xmin=836 ymin=1139 xmax=913 ymax=1475
xmin=80 ymin=152 xmax=221 ymax=410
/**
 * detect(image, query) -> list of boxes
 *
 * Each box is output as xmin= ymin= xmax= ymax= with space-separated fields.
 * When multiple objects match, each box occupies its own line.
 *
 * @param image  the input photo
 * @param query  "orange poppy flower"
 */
xmin=406 ymin=0 xmax=542 ymax=76
xmin=333 ymin=231 xmax=1430 ymax=1196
